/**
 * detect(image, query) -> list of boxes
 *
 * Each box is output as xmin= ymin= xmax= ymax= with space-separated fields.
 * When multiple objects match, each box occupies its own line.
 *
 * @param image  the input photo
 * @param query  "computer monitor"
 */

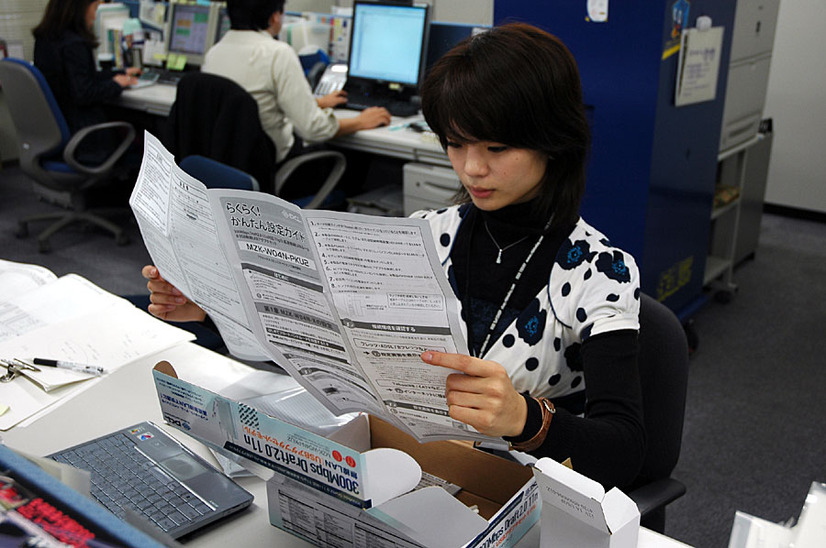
xmin=346 ymin=1 xmax=429 ymax=94
xmin=214 ymin=6 xmax=231 ymax=44
xmin=163 ymin=2 xmax=212 ymax=67
xmin=426 ymin=22 xmax=489 ymax=75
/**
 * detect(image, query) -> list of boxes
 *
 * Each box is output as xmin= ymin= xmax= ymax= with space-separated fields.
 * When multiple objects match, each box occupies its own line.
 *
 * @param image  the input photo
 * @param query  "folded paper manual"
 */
xmin=130 ymin=131 xmax=493 ymax=445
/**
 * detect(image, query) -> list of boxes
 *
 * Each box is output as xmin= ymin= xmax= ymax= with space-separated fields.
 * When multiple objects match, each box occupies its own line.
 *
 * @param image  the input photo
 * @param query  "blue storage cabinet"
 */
xmin=494 ymin=1 xmax=737 ymax=318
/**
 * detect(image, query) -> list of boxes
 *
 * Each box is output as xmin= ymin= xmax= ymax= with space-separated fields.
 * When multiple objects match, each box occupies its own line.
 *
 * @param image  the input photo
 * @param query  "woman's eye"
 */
xmin=487 ymin=145 xmax=508 ymax=153
xmin=445 ymin=141 xmax=462 ymax=149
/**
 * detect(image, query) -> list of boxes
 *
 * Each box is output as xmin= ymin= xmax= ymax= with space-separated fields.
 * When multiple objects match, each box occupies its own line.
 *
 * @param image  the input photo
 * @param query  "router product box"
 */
xmin=152 ymin=362 xmax=540 ymax=548
xmin=532 ymin=457 xmax=640 ymax=548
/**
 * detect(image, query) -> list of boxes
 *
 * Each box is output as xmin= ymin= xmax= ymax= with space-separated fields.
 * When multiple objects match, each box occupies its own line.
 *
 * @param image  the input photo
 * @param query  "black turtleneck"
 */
xmin=450 ymin=201 xmax=571 ymax=357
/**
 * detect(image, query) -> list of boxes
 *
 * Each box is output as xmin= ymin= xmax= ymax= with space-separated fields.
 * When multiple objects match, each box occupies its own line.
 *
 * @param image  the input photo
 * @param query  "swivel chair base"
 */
xmin=17 ymin=210 xmax=130 ymax=253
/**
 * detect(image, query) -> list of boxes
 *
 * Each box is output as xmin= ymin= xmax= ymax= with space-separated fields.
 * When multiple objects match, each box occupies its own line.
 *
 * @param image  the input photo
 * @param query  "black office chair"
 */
xmin=0 ymin=58 xmax=135 ymax=252
xmin=163 ymin=72 xmax=346 ymax=208
xmin=626 ymin=292 xmax=689 ymax=533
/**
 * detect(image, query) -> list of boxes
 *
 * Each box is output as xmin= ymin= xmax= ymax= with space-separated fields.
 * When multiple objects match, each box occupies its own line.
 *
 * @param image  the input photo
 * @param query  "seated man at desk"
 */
xmin=203 ymin=0 xmax=391 ymax=167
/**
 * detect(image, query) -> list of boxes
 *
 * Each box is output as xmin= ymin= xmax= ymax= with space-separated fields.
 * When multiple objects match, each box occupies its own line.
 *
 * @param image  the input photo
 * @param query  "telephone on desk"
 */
xmin=313 ymin=63 xmax=348 ymax=97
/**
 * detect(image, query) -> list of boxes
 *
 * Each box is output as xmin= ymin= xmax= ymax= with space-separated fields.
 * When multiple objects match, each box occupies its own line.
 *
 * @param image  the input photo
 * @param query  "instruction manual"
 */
xmin=129 ymin=132 xmax=491 ymax=444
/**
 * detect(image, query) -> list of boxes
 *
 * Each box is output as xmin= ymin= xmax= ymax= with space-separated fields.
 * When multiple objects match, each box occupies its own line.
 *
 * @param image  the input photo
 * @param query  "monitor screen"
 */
xmin=215 ymin=7 xmax=231 ymax=44
xmin=426 ymin=22 xmax=488 ymax=74
xmin=167 ymin=3 xmax=211 ymax=57
xmin=347 ymin=2 xmax=429 ymax=87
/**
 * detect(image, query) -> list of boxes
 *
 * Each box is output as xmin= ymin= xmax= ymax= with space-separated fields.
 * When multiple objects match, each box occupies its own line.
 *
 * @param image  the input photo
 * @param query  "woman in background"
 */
xmin=33 ymin=0 xmax=139 ymax=155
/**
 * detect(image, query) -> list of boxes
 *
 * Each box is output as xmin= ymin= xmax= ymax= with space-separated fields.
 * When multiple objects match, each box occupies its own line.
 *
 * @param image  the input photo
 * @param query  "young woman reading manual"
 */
xmin=143 ymin=23 xmax=645 ymax=490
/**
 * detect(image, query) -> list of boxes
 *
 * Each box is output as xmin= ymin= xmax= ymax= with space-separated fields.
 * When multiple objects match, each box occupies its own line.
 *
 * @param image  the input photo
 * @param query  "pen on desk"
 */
xmin=31 ymin=358 xmax=106 ymax=376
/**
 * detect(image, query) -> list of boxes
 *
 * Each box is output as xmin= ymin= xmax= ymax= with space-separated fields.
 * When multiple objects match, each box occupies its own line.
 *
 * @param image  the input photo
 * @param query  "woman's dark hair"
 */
xmin=32 ymin=0 xmax=98 ymax=46
xmin=420 ymin=23 xmax=590 ymax=228
xmin=227 ymin=0 xmax=286 ymax=31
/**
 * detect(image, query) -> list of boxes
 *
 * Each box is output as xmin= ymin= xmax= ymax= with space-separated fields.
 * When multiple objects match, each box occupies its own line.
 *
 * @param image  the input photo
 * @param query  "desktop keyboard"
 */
xmin=141 ymin=68 xmax=184 ymax=86
xmin=345 ymin=96 xmax=420 ymax=118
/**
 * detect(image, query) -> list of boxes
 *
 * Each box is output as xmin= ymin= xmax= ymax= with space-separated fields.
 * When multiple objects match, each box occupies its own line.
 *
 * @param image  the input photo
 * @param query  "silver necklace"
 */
xmin=484 ymin=221 xmax=530 ymax=264
xmin=476 ymin=221 xmax=550 ymax=357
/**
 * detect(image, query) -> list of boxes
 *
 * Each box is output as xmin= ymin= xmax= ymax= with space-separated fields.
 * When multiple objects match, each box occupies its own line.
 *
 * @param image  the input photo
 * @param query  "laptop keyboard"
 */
xmin=50 ymin=432 xmax=213 ymax=534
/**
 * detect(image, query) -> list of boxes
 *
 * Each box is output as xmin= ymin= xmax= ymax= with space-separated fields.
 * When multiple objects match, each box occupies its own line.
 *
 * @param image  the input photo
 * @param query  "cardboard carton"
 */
xmin=152 ymin=362 xmax=540 ymax=548
xmin=532 ymin=457 xmax=640 ymax=548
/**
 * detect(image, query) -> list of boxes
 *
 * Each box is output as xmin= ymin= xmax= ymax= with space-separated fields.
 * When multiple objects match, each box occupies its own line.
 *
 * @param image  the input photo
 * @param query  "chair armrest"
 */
xmin=275 ymin=150 xmax=346 ymax=209
xmin=627 ymin=478 xmax=687 ymax=519
xmin=63 ymin=121 xmax=136 ymax=176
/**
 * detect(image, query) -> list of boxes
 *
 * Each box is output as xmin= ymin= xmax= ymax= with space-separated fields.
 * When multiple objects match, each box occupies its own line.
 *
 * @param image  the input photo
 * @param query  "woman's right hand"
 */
xmin=355 ymin=106 xmax=392 ymax=129
xmin=141 ymin=265 xmax=206 ymax=323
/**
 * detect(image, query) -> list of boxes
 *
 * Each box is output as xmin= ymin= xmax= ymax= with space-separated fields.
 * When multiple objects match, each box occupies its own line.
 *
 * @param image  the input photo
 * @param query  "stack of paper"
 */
xmin=0 ymin=259 xmax=195 ymax=430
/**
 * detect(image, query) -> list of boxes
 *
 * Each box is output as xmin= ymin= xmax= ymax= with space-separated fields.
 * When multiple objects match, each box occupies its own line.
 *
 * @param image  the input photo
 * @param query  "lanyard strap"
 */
xmin=464 ymin=209 xmax=552 ymax=358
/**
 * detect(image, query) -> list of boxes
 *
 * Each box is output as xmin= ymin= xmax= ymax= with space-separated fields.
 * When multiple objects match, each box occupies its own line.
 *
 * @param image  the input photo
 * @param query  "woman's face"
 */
xmin=85 ymin=0 xmax=102 ymax=31
xmin=446 ymin=138 xmax=548 ymax=211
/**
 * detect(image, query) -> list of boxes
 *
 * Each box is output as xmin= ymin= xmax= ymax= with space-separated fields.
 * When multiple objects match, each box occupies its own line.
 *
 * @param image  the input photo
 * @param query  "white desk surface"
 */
xmin=1 ymin=339 xmax=688 ymax=547
xmin=117 ymin=84 xmax=450 ymax=167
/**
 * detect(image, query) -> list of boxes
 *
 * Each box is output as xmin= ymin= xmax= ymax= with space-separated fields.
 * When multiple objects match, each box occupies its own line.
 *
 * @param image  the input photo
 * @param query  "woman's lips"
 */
xmin=468 ymin=186 xmax=494 ymax=199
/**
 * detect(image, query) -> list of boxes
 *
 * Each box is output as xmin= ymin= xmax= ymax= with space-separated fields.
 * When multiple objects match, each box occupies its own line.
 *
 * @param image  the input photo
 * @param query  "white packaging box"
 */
xmin=532 ymin=457 xmax=640 ymax=548
xmin=153 ymin=362 xmax=540 ymax=548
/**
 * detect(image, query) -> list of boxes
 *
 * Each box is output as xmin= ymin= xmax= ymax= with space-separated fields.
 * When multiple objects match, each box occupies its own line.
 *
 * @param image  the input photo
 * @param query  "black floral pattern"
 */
xmin=596 ymin=250 xmax=631 ymax=283
xmin=516 ymin=299 xmax=546 ymax=346
xmin=557 ymin=239 xmax=596 ymax=270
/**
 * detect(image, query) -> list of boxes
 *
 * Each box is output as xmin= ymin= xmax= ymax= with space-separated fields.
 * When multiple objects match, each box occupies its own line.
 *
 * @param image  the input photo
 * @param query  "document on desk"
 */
xmin=0 ymin=261 xmax=196 ymax=430
xmin=130 ymin=132 xmax=493 ymax=444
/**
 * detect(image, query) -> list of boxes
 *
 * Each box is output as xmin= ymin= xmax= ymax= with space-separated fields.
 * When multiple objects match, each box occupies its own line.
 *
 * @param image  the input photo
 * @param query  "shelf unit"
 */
xmin=704 ymin=132 xmax=773 ymax=295
xmin=493 ymin=1 xmax=738 ymax=319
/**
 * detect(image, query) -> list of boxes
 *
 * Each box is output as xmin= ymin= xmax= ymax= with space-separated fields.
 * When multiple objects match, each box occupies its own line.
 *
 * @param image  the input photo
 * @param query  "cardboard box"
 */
xmin=152 ymin=362 xmax=539 ymax=548
xmin=532 ymin=457 xmax=640 ymax=548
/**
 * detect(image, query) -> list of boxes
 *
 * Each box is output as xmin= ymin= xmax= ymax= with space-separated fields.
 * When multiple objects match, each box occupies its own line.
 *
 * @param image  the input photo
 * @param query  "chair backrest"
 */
xmin=635 ymin=293 xmax=690 ymax=484
xmin=180 ymin=155 xmax=259 ymax=191
xmin=163 ymin=72 xmax=276 ymax=193
xmin=0 ymin=58 xmax=71 ymax=169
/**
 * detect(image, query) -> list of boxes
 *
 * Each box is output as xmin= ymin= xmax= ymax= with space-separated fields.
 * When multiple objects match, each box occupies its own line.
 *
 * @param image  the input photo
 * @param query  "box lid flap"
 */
xmin=532 ymin=458 xmax=610 ymax=533
xmin=369 ymin=486 xmax=488 ymax=547
xmin=603 ymin=488 xmax=640 ymax=533
xmin=362 ymin=447 xmax=421 ymax=507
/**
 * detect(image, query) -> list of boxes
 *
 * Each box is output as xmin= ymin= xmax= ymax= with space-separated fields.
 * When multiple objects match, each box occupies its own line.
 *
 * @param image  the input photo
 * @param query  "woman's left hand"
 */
xmin=125 ymin=67 xmax=142 ymax=77
xmin=421 ymin=351 xmax=527 ymax=438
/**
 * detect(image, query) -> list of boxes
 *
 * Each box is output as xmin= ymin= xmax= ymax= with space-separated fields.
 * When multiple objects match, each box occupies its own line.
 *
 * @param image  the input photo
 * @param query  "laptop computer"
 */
xmin=48 ymin=421 xmax=253 ymax=539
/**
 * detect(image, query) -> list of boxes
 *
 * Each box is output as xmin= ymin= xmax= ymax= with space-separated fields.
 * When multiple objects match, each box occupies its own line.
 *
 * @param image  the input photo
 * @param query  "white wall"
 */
xmin=763 ymin=1 xmax=826 ymax=213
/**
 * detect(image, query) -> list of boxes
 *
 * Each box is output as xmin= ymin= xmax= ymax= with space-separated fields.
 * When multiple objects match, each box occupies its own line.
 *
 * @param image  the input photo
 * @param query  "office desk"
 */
xmin=2 ymin=339 xmax=689 ymax=547
xmin=119 ymin=83 xmax=178 ymax=117
xmin=330 ymin=110 xmax=450 ymax=167
xmin=1 ymin=343 xmax=307 ymax=548
xmin=117 ymin=84 xmax=450 ymax=167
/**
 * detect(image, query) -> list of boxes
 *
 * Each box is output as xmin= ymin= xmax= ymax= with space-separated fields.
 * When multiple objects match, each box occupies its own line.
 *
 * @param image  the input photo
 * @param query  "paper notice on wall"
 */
xmin=587 ymin=0 xmax=609 ymax=23
xmin=675 ymin=25 xmax=724 ymax=106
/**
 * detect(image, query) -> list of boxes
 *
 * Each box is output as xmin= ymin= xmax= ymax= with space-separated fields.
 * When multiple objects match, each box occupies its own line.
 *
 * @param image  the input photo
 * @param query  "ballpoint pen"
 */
xmin=31 ymin=358 xmax=106 ymax=377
